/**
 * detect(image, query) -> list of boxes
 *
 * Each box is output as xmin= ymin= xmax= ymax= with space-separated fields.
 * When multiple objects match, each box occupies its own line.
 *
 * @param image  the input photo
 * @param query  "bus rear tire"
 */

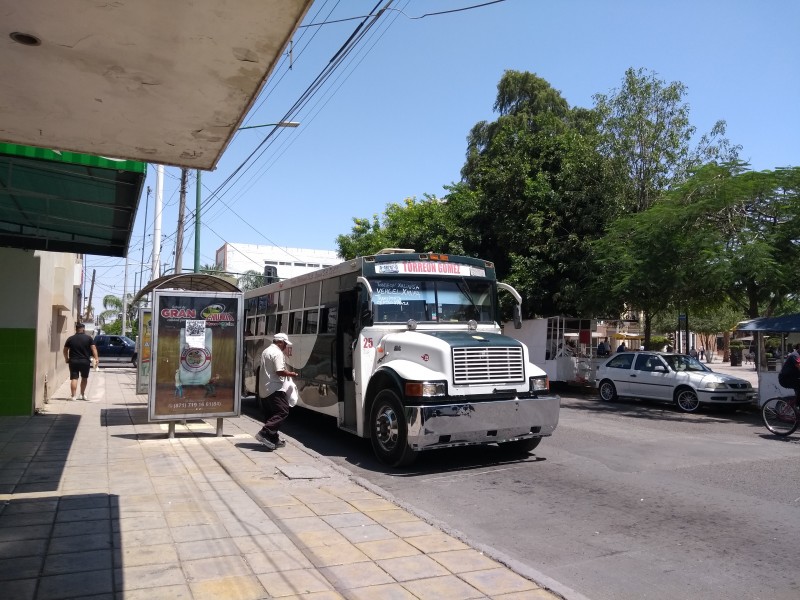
xmin=369 ymin=388 xmax=418 ymax=467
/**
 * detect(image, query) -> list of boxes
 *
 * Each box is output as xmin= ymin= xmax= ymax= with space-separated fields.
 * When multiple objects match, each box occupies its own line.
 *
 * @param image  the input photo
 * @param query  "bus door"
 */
xmin=336 ymin=288 xmax=359 ymax=432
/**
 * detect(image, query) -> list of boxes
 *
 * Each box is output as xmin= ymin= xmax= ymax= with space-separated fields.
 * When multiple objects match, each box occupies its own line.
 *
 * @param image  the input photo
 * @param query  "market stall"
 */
xmin=736 ymin=314 xmax=800 ymax=406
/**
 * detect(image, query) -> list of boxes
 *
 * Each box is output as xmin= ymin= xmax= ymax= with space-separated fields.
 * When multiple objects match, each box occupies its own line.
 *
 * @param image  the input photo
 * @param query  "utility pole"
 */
xmin=174 ymin=168 xmax=188 ymax=275
xmin=194 ymin=170 xmax=201 ymax=273
xmin=122 ymin=257 xmax=128 ymax=336
xmin=85 ymin=269 xmax=96 ymax=323
xmin=151 ymin=165 xmax=164 ymax=281
xmin=138 ymin=186 xmax=151 ymax=296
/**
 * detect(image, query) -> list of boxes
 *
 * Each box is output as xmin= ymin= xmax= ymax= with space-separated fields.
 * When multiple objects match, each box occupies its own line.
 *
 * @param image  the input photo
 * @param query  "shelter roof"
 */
xmin=736 ymin=314 xmax=800 ymax=333
xmin=132 ymin=273 xmax=240 ymax=306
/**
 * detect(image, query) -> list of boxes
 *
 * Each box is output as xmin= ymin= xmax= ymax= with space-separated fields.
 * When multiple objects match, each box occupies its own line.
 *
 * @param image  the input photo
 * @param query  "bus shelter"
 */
xmin=736 ymin=314 xmax=800 ymax=406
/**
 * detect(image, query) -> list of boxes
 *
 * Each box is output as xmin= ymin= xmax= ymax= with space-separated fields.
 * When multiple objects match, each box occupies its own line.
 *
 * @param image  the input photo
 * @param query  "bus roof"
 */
xmin=243 ymin=252 xmax=496 ymax=298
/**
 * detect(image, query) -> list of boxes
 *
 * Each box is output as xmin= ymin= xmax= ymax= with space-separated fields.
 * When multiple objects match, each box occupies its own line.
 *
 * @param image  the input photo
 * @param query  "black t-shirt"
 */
xmin=64 ymin=333 xmax=95 ymax=362
xmin=778 ymin=354 xmax=800 ymax=388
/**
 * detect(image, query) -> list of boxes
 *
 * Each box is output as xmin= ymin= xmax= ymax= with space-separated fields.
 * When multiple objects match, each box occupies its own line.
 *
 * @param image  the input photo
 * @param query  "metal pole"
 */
xmin=139 ymin=187 xmax=151 ymax=294
xmin=122 ymin=257 xmax=128 ymax=336
xmin=194 ymin=170 xmax=201 ymax=273
xmin=152 ymin=165 xmax=164 ymax=281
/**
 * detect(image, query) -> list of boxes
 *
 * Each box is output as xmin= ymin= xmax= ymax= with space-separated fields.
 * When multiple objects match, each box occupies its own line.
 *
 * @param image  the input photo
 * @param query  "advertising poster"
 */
xmin=149 ymin=291 xmax=242 ymax=421
xmin=136 ymin=307 xmax=152 ymax=394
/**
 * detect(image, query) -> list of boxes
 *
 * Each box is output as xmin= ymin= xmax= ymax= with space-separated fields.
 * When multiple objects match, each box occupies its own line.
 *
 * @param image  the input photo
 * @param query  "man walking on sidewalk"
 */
xmin=63 ymin=322 xmax=99 ymax=401
xmin=256 ymin=333 xmax=298 ymax=450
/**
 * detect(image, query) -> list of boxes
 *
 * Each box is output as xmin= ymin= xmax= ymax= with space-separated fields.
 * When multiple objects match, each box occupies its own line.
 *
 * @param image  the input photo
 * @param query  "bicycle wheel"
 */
xmin=761 ymin=397 xmax=799 ymax=436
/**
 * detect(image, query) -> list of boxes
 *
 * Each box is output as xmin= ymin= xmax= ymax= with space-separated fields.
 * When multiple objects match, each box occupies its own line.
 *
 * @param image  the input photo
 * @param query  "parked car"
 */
xmin=94 ymin=334 xmax=137 ymax=367
xmin=595 ymin=351 xmax=756 ymax=412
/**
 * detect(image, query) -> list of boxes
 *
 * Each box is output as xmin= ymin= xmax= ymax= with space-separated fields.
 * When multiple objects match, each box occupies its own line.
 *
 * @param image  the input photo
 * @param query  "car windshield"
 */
xmin=663 ymin=354 xmax=710 ymax=373
xmin=369 ymin=277 xmax=495 ymax=323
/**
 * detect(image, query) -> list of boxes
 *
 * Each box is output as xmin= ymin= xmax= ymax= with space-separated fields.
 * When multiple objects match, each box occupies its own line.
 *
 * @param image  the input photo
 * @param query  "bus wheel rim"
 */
xmin=375 ymin=405 xmax=399 ymax=451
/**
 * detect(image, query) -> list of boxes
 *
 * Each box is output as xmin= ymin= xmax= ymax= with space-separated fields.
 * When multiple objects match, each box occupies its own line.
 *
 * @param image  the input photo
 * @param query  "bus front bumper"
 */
xmin=404 ymin=395 xmax=560 ymax=451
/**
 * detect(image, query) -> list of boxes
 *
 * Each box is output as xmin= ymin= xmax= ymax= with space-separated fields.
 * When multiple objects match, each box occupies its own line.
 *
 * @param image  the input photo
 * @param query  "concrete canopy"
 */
xmin=1 ymin=0 xmax=313 ymax=170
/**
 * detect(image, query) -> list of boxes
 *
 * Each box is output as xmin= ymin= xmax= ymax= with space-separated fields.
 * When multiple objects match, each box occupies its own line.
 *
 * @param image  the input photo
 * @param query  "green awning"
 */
xmin=0 ymin=143 xmax=146 ymax=257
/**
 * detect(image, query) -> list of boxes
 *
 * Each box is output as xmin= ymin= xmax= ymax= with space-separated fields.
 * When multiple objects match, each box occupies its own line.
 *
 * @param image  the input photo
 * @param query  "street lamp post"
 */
xmin=192 ymin=121 xmax=300 ymax=273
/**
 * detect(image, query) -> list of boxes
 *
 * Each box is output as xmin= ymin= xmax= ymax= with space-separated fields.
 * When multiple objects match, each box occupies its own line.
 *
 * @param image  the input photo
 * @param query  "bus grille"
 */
xmin=452 ymin=347 xmax=525 ymax=385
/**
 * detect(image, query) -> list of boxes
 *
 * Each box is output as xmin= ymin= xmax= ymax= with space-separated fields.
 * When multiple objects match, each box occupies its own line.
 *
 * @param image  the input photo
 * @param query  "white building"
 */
xmin=215 ymin=243 xmax=341 ymax=282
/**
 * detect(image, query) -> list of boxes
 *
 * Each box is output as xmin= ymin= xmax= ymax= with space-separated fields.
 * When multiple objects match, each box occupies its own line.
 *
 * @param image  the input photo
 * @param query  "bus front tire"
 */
xmin=369 ymin=388 xmax=418 ymax=467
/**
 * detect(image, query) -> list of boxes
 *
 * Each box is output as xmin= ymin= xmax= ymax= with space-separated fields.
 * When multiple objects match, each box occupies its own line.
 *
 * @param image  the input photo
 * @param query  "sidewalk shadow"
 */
xmin=0 ymin=493 xmax=122 ymax=597
xmin=0 ymin=413 xmax=80 ymax=494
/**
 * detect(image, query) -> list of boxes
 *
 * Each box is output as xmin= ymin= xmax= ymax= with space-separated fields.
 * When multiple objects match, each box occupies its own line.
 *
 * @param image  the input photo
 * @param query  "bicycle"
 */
xmin=761 ymin=396 xmax=799 ymax=436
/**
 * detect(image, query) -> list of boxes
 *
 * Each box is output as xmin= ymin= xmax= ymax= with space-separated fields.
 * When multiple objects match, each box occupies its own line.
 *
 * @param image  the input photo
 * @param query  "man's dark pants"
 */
xmin=260 ymin=390 xmax=289 ymax=442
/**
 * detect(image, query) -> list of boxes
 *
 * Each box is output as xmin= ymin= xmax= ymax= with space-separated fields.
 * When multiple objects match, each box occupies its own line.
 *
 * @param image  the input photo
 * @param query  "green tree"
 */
xmin=336 ymin=195 xmax=476 ymax=260
xmin=237 ymin=270 xmax=267 ymax=292
xmin=696 ymin=165 xmax=800 ymax=318
xmin=98 ymin=293 xmax=141 ymax=336
xmin=458 ymin=70 xmax=619 ymax=316
xmin=593 ymin=67 xmax=740 ymax=214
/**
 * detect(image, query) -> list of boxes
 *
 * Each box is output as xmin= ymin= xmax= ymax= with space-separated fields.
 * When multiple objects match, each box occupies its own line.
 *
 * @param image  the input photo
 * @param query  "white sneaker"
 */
xmin=79 ymin=394 xmax=88 ymax=401
xmin=69 ymin=396 xmax=76 ymax=401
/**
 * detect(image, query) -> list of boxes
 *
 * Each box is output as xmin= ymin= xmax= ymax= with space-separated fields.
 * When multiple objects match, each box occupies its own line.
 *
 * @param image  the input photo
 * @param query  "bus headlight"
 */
xmin=405 ymin=381 xmax=447 ymax=397
xmin=530 ymin=376 xmax=549 ymax=393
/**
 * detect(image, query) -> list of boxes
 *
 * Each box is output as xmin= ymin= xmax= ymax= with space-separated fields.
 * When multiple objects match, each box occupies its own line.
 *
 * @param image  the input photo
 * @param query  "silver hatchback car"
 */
xmin=596 ymin=352 xmax=756 ymax=412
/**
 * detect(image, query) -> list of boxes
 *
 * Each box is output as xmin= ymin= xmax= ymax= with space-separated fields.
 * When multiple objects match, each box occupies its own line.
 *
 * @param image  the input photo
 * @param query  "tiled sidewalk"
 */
xmin=0 ymin=367 xmax=570 ymax=600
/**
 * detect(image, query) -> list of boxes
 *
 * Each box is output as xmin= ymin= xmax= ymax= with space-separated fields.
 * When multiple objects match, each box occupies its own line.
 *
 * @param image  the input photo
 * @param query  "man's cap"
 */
xmin=273 ymin=333 xmax=292 ymax=346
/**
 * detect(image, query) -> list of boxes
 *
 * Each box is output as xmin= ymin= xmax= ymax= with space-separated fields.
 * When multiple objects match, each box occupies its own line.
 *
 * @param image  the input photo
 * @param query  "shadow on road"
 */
xmin=241 ymin=397 xmax=547 ymax=476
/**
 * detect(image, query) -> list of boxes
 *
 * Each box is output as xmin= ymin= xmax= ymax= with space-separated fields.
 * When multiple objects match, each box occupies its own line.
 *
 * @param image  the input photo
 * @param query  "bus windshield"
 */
xmin=370 ymin=277 xmax=495 ymax=323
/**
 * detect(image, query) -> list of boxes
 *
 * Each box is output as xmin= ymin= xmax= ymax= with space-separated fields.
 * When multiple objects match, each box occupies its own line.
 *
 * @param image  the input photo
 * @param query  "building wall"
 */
xmin=216 ymin=243 xmax=340 ymax=282
xmin=0 ymin=248 xmax=79 ymax=415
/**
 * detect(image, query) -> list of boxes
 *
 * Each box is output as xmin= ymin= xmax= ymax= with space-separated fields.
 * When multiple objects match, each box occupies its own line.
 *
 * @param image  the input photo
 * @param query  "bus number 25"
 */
xmin=363 ymin=338 xmax=374 ymax=349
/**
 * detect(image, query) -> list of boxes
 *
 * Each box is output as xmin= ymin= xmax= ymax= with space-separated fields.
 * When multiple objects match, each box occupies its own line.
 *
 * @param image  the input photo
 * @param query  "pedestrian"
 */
xmin=63 ymin=322 xmax=99 ymax=401
xmin=205 ymin=373 xmax=220 ymax=397
xmin=174 ymin=369 xmax=183 ymax=398
xmin=255 ymin=333 xmax=298 ymax=450
xmin=699 ymin=347 xmax=705 ymax=361
xmin=616 ymin=342 xmax=627 ymax=353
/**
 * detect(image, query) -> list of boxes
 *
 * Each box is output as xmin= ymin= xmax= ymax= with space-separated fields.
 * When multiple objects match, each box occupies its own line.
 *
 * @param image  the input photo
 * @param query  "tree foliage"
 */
xmin=237 ymin=270 xmax=267 ymax=292
xmin=336 ymin=194 xmax=478 ymax=259
xmin=336 ymin=67 xmax=796 ymax=332
xmin=593 ymin=67 xmax=740 ymax=214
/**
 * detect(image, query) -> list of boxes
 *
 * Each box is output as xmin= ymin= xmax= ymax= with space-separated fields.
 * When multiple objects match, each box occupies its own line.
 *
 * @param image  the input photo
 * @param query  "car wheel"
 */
xmin=132 ymin=354 xmax=138 ymax=368
xmin=598 ymin=380 xmax=618 ymax=401
xmin=369 ymin=388 xmax=418 ymax=467
xmin=675 ymin=388 xmax=701 ymax=412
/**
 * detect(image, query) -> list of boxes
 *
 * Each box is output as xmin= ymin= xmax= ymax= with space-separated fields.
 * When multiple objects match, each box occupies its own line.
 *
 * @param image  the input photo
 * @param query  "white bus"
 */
xmin=242 ymin=250 xmax=560 ymax=466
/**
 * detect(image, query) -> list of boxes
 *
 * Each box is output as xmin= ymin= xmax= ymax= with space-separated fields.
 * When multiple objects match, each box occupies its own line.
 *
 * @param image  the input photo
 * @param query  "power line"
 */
xmin=298 ymin=0 xmax=508 ymax=28
xmin=196 ymin=1 xmax=394 ymax=218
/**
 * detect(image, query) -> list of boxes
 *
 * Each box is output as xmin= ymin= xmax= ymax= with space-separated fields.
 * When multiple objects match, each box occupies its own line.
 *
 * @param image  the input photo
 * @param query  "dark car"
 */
xmin=94 ymin=334 xmax=137 ymax=367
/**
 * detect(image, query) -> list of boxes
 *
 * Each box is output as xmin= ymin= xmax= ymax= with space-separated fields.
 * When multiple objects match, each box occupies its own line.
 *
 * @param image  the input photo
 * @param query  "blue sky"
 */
xmin=87 ymin=0 xmax=799 ymax=306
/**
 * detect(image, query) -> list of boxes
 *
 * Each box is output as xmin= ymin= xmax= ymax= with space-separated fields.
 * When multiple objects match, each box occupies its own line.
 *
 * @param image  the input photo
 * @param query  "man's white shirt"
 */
xmin=259 ymin=343 xmax=287 ymax=397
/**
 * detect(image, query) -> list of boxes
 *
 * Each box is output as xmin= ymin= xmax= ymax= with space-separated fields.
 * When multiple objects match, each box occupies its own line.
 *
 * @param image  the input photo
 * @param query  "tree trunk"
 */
xmin=722 ymin=331 xmax=731 ymax=362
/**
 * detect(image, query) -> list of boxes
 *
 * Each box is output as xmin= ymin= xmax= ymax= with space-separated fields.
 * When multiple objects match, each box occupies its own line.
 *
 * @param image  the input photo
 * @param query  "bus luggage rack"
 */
xmin=452 ymin=346 xmax=525 ymax=385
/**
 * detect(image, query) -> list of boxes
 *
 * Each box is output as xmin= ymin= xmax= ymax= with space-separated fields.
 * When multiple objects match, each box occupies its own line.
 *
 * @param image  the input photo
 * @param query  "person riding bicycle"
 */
xmin=777 ymin=344 xmax=800 ymax=404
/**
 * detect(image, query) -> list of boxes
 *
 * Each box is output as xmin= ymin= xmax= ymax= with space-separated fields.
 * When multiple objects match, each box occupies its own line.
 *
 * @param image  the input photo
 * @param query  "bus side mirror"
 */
xmin=361 ymin=305 xmax=373 ymax=327
xmin=513 ymin=305 xmax=522 ymax=329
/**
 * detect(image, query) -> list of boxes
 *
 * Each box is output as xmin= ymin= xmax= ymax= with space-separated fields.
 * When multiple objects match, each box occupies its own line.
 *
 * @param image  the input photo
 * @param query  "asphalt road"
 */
xmin=245 ymin=391 xmax=800 ymax=600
